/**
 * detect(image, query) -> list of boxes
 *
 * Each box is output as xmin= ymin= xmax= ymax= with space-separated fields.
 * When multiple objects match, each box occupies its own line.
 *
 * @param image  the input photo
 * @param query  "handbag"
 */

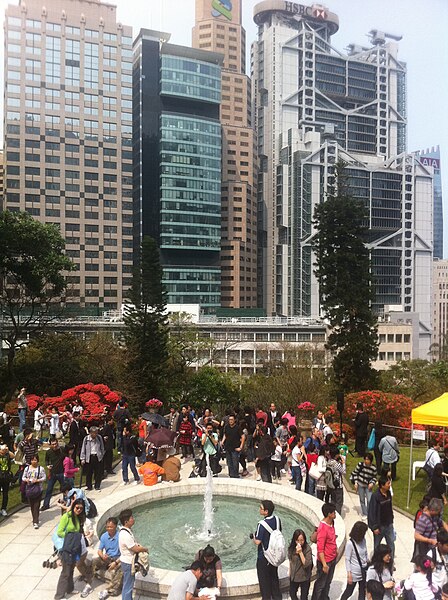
xmin=309 ymin=462 xmax=321 ymax=480
xmin=25 ymin=466 xmax=43 ymax=499
xmin=14 ymin=446 xmax=25 ymax=465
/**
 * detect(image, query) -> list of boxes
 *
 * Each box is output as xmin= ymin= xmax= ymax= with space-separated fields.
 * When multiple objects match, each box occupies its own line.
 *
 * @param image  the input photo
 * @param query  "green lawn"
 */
xmin=344 ymin=444 xmax=434 ymax=518
xmin=2 ymin=449 xmax=119 ymax=518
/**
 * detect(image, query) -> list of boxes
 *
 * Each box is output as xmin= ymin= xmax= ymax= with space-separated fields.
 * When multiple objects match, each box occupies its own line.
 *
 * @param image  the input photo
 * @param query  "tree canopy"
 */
xmin=123 ymin=236 xmax=169 ymax=412
xmin=312 ymin=162 xmax=378 ymax=392
xmin=0 ymin=210 xmax=74 ymax=391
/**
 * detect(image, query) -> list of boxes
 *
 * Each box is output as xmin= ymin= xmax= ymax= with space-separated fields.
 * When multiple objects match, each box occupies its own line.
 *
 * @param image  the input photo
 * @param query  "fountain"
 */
xmin=94 ymin=475 xmax=346 ymax=598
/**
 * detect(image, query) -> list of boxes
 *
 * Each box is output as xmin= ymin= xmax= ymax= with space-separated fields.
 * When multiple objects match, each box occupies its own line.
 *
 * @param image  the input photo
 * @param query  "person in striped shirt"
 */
xmin=350 ymin=453 xmax=377 ymax=520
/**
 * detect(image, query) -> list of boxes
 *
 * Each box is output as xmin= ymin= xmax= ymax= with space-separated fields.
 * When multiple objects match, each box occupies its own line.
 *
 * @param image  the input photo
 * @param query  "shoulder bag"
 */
xmin=350 ymin=538 xmax=367 ymax=581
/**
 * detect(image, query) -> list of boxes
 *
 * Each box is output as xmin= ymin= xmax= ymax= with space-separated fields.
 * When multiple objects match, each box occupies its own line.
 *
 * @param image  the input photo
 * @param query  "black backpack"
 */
xmin=86 ymin=497 xmax=98 ymax=518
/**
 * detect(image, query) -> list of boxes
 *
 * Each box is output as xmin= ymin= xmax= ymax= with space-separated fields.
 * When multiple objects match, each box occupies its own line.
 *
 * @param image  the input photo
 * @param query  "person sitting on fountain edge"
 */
xmin=200 ymin=423 xmax=221 ymax=477
xmin=194 ymin=544 xmax=222 ymax=597
xmin=138 ymin=452 xmax=166 ymax=486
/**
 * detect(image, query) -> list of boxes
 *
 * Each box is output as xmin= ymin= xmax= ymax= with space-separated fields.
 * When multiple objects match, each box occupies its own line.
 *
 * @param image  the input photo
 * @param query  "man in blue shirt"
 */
xmin=253 ymin=500 xmax=282 ymax=600
xmin=92 ymin=517 xmax=122 ymax=599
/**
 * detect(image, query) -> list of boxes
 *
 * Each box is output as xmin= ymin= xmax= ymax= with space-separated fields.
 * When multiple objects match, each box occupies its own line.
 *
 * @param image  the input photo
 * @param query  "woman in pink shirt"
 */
xmin=63 ymin=444 xmax=79 ymax=487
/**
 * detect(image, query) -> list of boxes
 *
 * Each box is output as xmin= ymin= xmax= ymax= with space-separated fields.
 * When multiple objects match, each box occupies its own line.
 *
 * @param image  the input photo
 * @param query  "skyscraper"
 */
xmin=133 ymin=29 xmax=223 ymax=312
xmin=252 ymin=1 xmax=433 ymax=336
xmin=3 ymin=0 xmax=133 ymax=312
xmin=416 ymin=147 xmax=443 ymax=260
xmin=192 ymin=0 xmax=258 ymax=308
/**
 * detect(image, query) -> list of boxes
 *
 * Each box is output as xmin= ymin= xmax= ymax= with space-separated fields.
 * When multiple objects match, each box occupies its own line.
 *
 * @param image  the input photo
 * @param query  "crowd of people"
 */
xmin=1 ymin=393 xmax=448 ymax=600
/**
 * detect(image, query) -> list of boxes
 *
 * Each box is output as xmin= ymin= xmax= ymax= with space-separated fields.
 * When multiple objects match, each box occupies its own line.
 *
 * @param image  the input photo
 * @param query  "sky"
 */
xmin=1 ymin=0 xmax=447 ymax=253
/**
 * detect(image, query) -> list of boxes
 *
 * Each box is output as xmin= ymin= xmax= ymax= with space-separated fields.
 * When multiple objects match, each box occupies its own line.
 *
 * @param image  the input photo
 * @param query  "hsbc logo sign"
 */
xmin=313 ymin=7 xmax=327 ymax=19
xmin=284 ymin=2 xmax=328 ymax=20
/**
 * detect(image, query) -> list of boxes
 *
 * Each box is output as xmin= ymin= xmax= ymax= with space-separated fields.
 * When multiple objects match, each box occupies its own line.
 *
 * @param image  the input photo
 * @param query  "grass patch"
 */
xmin=344 ymin=444 xmax=432 ymax=517
xmin=2 ymin=448 xmax=119 ymax=517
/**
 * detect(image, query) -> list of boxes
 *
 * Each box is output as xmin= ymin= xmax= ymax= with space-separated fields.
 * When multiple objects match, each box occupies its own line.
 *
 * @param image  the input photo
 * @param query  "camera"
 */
xmin=249 ymin=533 xmax=254 ymax=540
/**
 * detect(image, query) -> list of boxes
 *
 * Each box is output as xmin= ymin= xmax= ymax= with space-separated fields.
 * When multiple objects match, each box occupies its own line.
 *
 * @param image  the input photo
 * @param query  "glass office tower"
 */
xmin=252 ymin=1 xmax=433 ymax=340
xmin=133 ymin=31 xmax=222 ymax=312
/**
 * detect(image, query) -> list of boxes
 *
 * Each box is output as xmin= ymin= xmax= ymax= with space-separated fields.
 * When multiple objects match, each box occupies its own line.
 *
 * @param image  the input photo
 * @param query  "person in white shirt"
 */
xmin=428 ymin=529 xmax=448 ymax=593
xmin=424 ymin=441 xmax=442 ymax=479
xmin=404 ymin=554 xmax=441 ymax=600
xmin=118 ymin=509 xmax=148 ymax=600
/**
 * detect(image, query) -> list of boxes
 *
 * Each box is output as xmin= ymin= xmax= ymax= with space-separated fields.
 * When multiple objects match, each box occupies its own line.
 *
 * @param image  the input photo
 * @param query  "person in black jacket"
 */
xmin=68 ymin=413 xmax=81 ymax=464
xmin=100 ymin=416 xmax=116 ymax=476
xmin=354 ymin=403 xmax=369 ymax=456
xmin=255 ymin=426 xmax=274 ymax=483
xmin=367 ymin=476 xmax=395 ymax=558
xmin=113 ymin=399 xmax=131 ymax=453
xmin=121 ymin=425 xmax=141 ymax=485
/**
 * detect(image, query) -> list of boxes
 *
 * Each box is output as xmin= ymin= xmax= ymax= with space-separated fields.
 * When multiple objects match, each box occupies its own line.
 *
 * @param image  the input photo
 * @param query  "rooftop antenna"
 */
xmin=368 ymin=29 xmax=403 ymax=46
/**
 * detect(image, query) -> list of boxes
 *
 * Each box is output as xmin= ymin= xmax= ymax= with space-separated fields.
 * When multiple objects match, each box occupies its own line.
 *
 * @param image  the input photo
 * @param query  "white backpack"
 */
xmin=260 ymin=516 xmax=286 ymax=566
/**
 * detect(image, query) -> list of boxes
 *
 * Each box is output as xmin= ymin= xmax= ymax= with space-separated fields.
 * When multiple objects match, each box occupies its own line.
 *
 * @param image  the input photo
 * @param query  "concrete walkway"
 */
xmin=0 ymin=459 xmax=414 ymax=600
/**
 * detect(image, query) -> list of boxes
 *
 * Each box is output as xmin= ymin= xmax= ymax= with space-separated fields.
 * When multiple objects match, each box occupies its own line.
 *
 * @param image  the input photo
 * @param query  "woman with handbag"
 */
xmin=54 ymin=498 xmax=86 ymax=599
xmin=22 ymin=453 xmax=46 ymax=528
xmin=0 ymin=444 xmax=14 ymax=516
xmin=288 ymin=528 xmax=313 ymax=600
xmin=314 ymin=447 xmax=328 ymax=500
xmin=340 ymin=521 xmax=369 ymax=600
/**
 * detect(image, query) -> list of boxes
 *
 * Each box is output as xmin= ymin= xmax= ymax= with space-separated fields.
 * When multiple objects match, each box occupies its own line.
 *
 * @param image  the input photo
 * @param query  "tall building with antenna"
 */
xmin=252 ymin=1 xmax=433 ymax=356
xmin=192 ymin=0 xmax=258 ymax=309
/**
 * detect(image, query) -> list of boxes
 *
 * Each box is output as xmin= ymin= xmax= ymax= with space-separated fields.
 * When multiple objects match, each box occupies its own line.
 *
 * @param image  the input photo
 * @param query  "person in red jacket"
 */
xmin=178 ymin=415 xmax=194 ymax=460
xmin=311 ymin=503 xmax=337 ymax=600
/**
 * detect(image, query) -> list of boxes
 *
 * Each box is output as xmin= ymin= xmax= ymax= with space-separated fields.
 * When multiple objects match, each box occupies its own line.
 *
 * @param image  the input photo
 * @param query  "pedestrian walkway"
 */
xmin=0 ymin=459 xmax=414 ymax=600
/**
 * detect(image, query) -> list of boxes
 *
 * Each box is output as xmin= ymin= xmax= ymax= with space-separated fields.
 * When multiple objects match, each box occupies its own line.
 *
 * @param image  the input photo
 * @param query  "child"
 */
xmin=404 ymin=555 xmax=440 ymax=599
xmin=338 ymin=433 xmax=349 ymax=461
xmin=271 ymin=438 xmax=283 ymax=480
xmin=63 ymin=444 xmax=79 ymax=487
xmin=178 ymin=414 xmax=194 ymax=460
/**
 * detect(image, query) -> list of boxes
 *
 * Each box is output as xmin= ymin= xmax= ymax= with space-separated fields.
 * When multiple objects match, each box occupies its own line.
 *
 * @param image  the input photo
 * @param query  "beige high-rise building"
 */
xmin=193 ymin=0 xmax=257 ymax=308
xmin=3 ymin=0 xmax=133 ymax=313
xmin=433 ymin=260 xmax=448 ymax=358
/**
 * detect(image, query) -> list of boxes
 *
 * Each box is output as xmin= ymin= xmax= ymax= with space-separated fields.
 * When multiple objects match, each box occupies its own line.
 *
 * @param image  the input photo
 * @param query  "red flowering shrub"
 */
xmin=6 ymin=383 xmax=122 ymax=425
xmin=297 ymin=402 xmax=316 ymax=412
xmin=145 ymin=398 xmax=163 ymax=409
xmin=326 ymin=390 xmax=414 ymax=430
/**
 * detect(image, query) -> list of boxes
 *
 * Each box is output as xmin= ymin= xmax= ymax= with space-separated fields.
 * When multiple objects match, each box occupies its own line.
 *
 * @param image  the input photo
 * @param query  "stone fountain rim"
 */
xmin=93 ymin=478 xmax=346 ymax=597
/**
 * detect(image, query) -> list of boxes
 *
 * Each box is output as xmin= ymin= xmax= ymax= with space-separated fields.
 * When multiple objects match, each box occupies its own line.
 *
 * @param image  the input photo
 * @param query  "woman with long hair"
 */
xmin=340 ymin=521 xmax=369 ymax=600
xmin=366 ymin=544 xmax=395 ymax=600
xmin=288 ymin=528 xmax=313 ymax=600
xmin=54 ymin=498 xmax=86 ymax=599
xmin=315 ymin=446 xmax=327 ymax=501
xmin=428 ymin=463 xmax=448 ymax=505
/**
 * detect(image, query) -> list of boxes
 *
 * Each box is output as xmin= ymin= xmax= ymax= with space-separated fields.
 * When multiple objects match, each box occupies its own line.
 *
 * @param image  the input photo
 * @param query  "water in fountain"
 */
xmin=198 ymin=454 xmax=214 ymax=540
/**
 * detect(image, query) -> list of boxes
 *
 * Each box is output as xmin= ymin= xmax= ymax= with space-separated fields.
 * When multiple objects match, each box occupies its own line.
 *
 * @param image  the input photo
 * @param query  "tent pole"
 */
xmin=407 ymin=423 xmax=414 ymax=509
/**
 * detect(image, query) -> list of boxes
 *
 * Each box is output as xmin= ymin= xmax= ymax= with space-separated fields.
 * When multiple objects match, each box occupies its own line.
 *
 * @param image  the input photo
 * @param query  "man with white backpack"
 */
xmin=253 ymin=499 xmax=286 ymax=600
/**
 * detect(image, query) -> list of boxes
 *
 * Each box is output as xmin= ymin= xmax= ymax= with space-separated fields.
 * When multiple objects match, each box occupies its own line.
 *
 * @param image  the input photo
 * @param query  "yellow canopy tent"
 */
xmin=407 ymin=392 xmax=448 ymax=507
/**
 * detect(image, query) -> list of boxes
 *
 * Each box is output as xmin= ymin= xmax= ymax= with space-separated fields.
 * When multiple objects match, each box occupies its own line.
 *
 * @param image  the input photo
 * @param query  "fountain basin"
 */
xmin=94 ymin=478 xmax=346 ymax=599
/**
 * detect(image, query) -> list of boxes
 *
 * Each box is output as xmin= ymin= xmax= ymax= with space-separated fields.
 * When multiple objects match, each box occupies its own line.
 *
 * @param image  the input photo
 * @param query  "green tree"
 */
xmin=0 ymin=211 xmax=74 ymax=393
xmin=0 ymin=332 xmax=126 ymax=397
xmin=312 ymin=162 xmax=378 ymax=392
xmin=123 ymin=236 xmax=169 ymax=413
xmin=184 ymin=367 xmax=240 ymax=413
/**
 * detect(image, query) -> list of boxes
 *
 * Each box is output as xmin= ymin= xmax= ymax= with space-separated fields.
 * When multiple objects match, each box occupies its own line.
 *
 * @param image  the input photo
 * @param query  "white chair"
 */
xmin=412 ymin=460 xmax=426 ymax=480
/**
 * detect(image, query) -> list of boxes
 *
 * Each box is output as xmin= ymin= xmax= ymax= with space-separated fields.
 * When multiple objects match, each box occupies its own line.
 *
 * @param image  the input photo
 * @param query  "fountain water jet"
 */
xmin=199 ymin=454 xmax=214 ymax=540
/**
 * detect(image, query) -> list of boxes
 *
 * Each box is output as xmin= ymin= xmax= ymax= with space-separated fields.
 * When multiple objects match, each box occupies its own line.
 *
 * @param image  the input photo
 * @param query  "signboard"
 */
xmin=284 ymin=2 xmax=328 ymax=20
xmin=211 ymin=0 xmax=233 ymax=21
xmin=419 ymin=157 xmax=440 ymax=169
xmin=412 ymin=429 xmax=426 ymax=441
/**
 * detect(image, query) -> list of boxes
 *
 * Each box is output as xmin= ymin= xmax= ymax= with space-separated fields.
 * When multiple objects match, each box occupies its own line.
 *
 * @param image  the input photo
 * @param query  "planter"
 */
xmin=299 ymin=418 xmax=313 ymax=438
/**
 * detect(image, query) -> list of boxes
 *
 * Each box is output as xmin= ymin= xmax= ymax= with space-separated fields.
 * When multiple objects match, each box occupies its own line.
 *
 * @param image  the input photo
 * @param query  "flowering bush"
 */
xmin=145 ymin=398 xmax=163 ymax=409
xmin=326 ymin=391 xmax=414 ymax=428
xmin=297 ymin=401 xmax=316 ymax=412
xmin=6 ymin=382 xmax=122 ymax=425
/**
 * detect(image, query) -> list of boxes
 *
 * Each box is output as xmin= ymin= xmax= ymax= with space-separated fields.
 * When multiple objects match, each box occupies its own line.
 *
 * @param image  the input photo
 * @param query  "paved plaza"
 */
xmin=0 ymin=459 xmax=414 ymax=600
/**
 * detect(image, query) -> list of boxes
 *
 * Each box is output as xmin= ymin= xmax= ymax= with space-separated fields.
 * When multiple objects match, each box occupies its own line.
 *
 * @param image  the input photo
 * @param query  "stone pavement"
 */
xmin=0 ymin=458 xmax=414 ymax=600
